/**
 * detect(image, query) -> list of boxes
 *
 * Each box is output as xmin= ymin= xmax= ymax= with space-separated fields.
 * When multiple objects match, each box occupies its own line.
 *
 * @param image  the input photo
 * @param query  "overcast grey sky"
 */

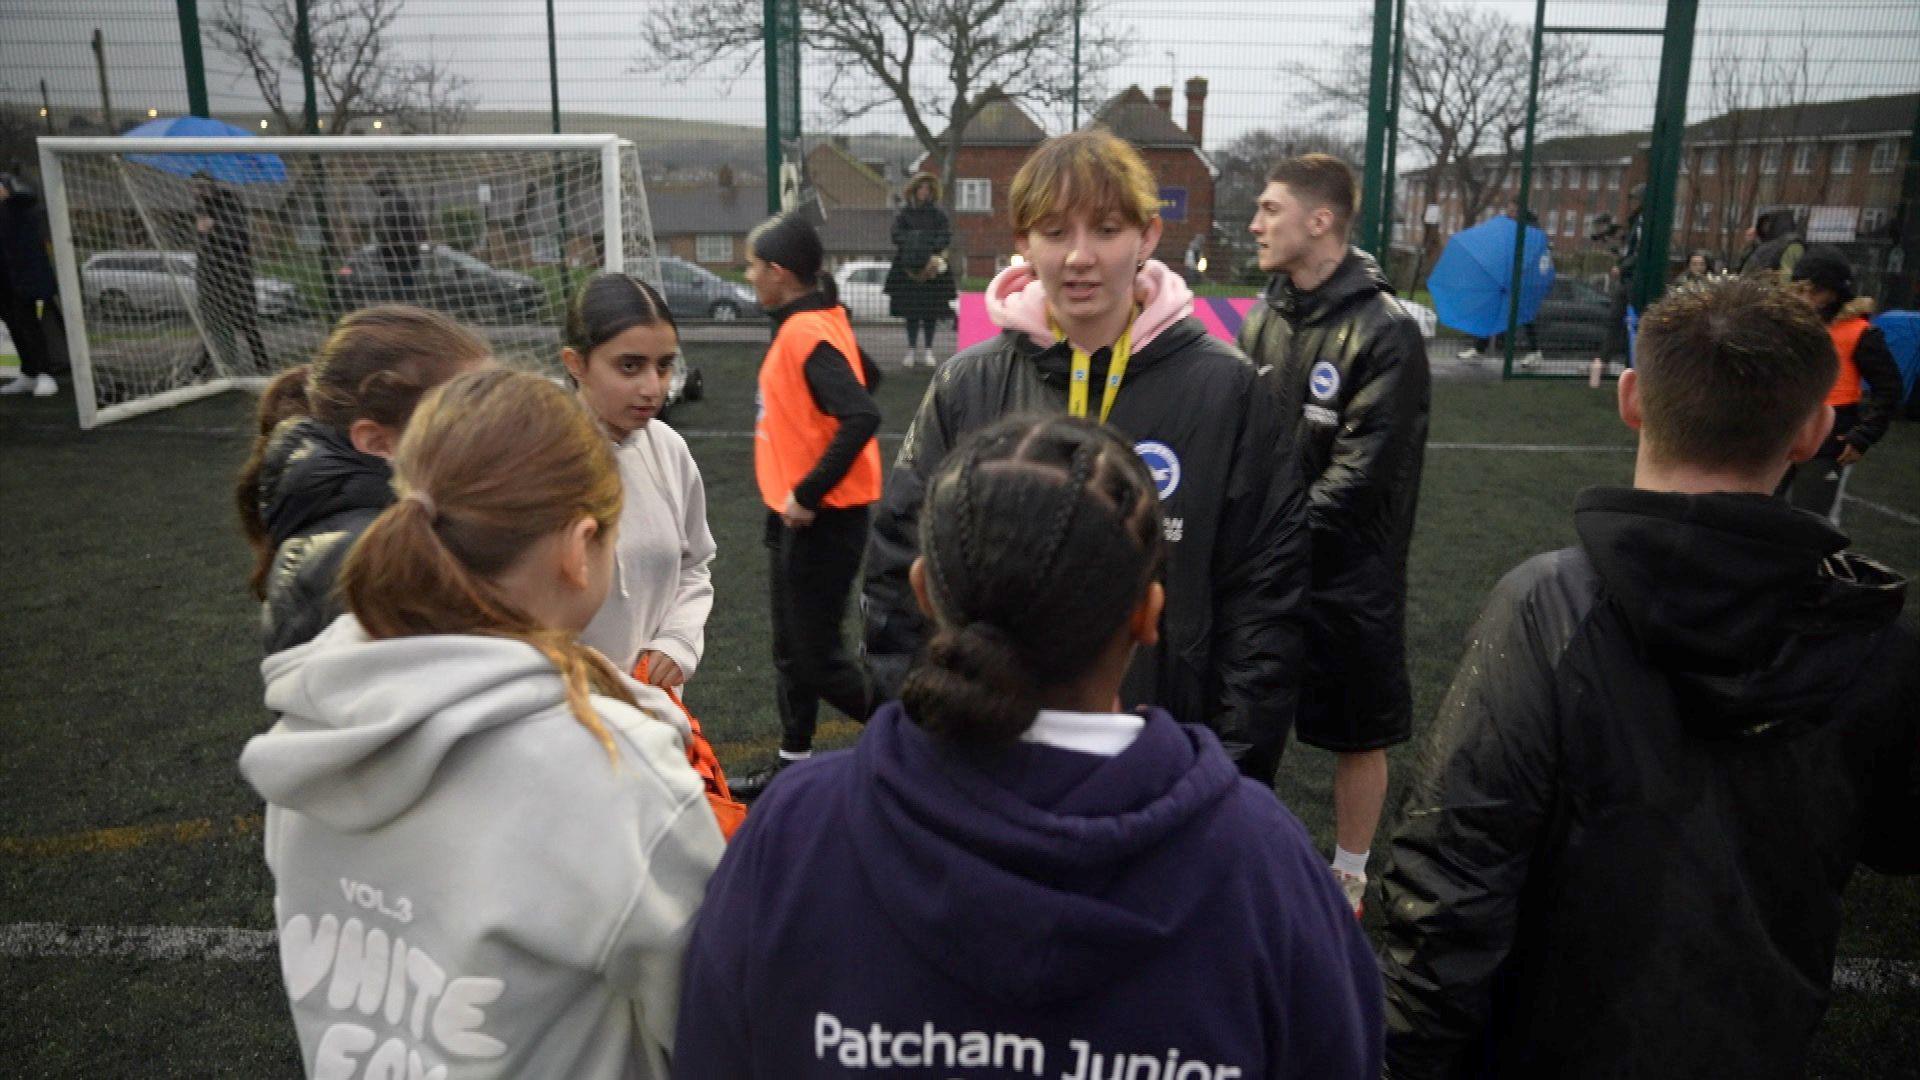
xmin=3 ymin=0 xmax=1915 ymax=157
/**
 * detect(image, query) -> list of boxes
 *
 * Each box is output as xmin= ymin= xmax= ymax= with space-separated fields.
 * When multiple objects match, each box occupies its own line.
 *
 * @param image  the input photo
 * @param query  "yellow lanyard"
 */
xmin=1053 ymin=309 xmax=1135 ymax=424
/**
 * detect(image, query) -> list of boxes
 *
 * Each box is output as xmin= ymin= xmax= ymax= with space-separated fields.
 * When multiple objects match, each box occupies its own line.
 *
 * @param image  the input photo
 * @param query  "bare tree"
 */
xmin=1686 ymin=31 xmax=1826 ymax=267
xmin=1291 ymin=2 xmax=1610 ymax=226
xmin=394 ymin=48 xmax=475 ymax=135
xmin=636 ymin=0 xmax=1127 ymax=204
xmin=207 ymin=0 xmax=471 ymax=134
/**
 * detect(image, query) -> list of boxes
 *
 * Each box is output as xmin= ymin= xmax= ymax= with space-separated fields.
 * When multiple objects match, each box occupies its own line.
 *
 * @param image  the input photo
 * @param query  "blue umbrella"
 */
xmin=122 ymin=116 xmax=288 ymax=185
xmin=1871 ymin=310 xmax=1920 ymax=403
xmin=1428 ymin=216 xmax=1555 ymax=338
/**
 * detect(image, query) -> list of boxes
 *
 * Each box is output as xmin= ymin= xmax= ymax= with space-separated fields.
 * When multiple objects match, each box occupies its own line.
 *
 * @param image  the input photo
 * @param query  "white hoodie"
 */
xmin=241 ymin=616 xmax=725 ymax=1080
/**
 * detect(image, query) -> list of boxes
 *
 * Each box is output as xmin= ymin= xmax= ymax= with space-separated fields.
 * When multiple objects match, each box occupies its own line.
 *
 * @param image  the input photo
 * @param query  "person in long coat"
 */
xmin=883 ymin=172 xmax=957 ymax=369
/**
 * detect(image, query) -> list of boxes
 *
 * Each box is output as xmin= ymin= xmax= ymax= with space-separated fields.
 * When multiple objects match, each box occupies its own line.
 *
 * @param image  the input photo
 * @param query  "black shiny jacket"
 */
xmin=861 ymin=316 xmax=1311 ymax=780
xmin=1240 ymin=249 xmax=1430 ymax=607
xmin=1379 ymin=488 xmax=1920 ymax=1080
xmin=255 ymin=418 xmax=394 ymax=654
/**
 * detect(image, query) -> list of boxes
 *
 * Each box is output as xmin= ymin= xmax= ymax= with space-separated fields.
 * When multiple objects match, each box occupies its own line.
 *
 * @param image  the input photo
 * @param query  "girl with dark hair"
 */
xmin=733 ymin=213 xmax=883 ymax=798
xmin=237 ymin=304 xmax=491 ymax=654
xmin=242 ymin=368 xmax=724 ymax=1080
xmin=884 ymin=171 xmax=956 ymax=369
xmin=561 ymin=273 xmax=716 ymax=687
xmin=675 ymin=414 xmax=1382 ymax=1079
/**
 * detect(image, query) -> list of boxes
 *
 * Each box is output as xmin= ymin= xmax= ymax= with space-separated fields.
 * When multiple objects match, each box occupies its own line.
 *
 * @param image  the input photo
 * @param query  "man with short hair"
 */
xmin=1377 ymin=277 xmax=1920 ymax=1079
xmin=1240 ymin=153 xmax=1430 ymax=915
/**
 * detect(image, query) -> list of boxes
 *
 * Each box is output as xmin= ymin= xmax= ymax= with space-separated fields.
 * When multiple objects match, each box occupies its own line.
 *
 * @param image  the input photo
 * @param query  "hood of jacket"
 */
xmin=986 ymin=257 xmax=1194 ymax=353
xmin=1574 ymin=487 xmax=1906 ymax=737
xmin=1258 ymin=247 xmax=1392 ymax=327
xmin=257 ymin=417 xmax=394 ymax=549
xmin=842 ymin=702 xmax=1242 ymax=1008
xmin=243 ymin=616 xmax=679 ymax=832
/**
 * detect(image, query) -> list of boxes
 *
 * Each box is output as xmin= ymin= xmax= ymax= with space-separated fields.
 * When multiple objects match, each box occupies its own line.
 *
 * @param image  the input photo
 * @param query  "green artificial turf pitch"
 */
xmin=2 ymin=345 xmax=1916 ymax=1075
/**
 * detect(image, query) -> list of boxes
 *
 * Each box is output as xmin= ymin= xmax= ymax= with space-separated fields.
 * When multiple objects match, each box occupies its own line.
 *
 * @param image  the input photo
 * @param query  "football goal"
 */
xmin=37 ymin=134 xmax=659 ymax=428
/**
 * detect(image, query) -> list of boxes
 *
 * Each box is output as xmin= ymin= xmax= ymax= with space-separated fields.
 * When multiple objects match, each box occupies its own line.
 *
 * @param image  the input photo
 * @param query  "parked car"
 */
xmin=335 ymin=244 xmax=545 ymax=323
xmin=82 ymin=251 xmax=300 ymax=320
xmin=649 ymin=256 xmax=759 ymax=322
xmin=834 ymin=260 xmax=892 ymax=320
xmin=1532 ymin=276 xmax=1615 ymax=353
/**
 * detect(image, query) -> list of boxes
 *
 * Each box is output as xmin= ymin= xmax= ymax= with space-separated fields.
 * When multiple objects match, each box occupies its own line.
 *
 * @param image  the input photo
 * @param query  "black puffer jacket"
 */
xmin=1239 ymin=249 xmax=1429 ymax=637
xmin=255 ymin=418 xmax=394 ymax=654
xmin=861 ymin=317 xmax=1311 ymax=780
xmin=1379 ymin=487 xmax=1920 ymax=1080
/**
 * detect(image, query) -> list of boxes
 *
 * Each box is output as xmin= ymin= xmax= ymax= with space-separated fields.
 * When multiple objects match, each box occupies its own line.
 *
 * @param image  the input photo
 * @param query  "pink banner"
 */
xmin=956 ymin=293 xmax=1261 ymax=352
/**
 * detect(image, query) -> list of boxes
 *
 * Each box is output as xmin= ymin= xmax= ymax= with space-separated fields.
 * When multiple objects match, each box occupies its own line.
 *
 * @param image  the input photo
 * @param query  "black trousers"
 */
xmin=766 ymin=506 xmax=873 ymax=753
xmin=1 ymin=291 xmax=52 ymax=377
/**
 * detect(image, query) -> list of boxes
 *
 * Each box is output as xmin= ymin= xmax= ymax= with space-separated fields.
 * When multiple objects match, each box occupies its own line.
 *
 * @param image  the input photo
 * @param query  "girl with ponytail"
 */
xmin=241 ymin=368 xmax=724 ymax=1080
xmin=674 ymin=415 xmax=1383 ymax=1080
xmin=236 ymin=304 xmax=490 ymax=653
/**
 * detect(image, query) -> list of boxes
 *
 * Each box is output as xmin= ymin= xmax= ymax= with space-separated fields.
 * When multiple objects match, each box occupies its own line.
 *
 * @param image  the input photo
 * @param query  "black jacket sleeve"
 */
xmin=1843 ymin=326 xmax=1901 ymax=453
xmin=1312 ymin=314 xmax=1430 ymax=537
xmin=1208 ymin=365 xmax=1311 ymax=781
xmin=791 ymin=341 xmax=881 ymax=510
xmin=1378 ymin=560 xmax=1568 ymax=1080
xmin=859 ymin=374 xmax=953 ymax=701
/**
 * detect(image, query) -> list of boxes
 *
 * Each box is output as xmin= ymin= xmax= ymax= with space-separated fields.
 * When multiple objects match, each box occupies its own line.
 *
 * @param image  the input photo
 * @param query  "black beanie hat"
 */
xmin=749 ymin=213 xmax=823 ymax=283
xmin=1791 ymin=244 xmax=1854 ymax=301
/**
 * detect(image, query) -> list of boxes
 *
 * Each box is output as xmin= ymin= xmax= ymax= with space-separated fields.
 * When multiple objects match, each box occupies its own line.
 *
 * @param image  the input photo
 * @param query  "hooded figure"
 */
xmin=884 ymin=171 xmax=957 ymax=368
xmin=1741 ymin=207 xmax=1804 ymax=282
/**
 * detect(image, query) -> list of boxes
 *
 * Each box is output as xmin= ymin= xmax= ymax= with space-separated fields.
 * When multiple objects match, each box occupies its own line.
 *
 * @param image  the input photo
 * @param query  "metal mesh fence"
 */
xmin=3 ymin=1 xmax=1916 ymax=362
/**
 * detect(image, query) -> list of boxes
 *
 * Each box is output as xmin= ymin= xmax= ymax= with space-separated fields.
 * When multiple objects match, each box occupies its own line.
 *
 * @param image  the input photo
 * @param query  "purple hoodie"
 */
xmin=674 ymin=703 xmax=1383 ymax=1078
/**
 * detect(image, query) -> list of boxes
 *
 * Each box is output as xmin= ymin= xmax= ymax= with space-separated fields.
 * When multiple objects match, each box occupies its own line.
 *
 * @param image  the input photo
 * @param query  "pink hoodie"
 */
xmin=984 ymin=258 xmax=1195 ymax=352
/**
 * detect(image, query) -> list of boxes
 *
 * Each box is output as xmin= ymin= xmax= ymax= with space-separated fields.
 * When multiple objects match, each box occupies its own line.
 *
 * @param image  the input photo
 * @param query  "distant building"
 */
xmin=915 ymin=80 xmax=1216 ymax=280
xmin=805 ymin=139 xmax=892 ymax=210
xmin=1397 ymin=91 xmax=1915 ymax=276
xmin=648 ymin=167 xmax=766 ymax=270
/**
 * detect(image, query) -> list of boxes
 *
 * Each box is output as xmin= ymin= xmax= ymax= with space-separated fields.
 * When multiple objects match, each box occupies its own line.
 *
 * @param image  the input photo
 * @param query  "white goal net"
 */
xmin=37 ymin=134 xmax=659 ymax=428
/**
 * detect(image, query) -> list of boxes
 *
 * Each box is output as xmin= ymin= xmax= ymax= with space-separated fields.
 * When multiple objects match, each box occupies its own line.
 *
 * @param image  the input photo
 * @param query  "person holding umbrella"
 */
xmin=194 ymin=172 xmax=271 ymax=374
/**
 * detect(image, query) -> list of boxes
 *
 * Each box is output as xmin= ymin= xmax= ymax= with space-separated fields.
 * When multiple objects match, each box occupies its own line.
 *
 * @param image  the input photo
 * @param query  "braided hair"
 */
xmin=901 ymin=414 xmax=1165 ymax=746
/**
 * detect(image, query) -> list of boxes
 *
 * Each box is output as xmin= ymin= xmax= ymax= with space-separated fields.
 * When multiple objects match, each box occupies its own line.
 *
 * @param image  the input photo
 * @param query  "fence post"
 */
xmin=175 ymin=0 xmax=209 ymax=118
xmin=1358 ymin=0 xmax=1395 ymax=255
xmin=1380 ymin=0 xmax=1407 ymax=264
xmin=1633 ymin=0 xmax=1699 ymax=314
xmin=1504 ymin=0 xmax=1547 ymax=380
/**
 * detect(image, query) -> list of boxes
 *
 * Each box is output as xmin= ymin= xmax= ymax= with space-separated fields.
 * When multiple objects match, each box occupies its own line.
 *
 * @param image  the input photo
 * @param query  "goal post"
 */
xmin=36 ymin=134 xmax=660 ymax=429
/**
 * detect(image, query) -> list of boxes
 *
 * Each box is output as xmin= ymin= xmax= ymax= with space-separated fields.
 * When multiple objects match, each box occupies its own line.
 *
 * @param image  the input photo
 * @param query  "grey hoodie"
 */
xmin=241 ymin=617 xmax=725 ymax=1079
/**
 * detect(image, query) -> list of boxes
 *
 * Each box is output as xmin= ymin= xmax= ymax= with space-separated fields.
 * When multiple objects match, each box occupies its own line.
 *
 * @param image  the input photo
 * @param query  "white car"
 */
xmin=83 ymin=251 xmax=301 ymax=319
xmin=834 ymin=260 xmax=893 ymax=321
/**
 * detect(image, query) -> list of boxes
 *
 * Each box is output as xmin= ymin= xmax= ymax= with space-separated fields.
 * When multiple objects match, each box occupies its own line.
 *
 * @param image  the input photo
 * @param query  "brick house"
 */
xmin=647 ymin=168 xmax=767 ymax=270
xmin=915 ymin=92 xmax=1050 ymax=279
xmin=1091 ymin=80 xmax=1216 ymax=276
xmin=1396 ymin=91 xmax=1915 ymax=277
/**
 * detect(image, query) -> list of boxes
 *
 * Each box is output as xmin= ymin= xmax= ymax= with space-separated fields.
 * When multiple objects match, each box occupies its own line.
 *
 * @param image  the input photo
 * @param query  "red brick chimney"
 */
xmin=1152 ymin=86 xmax=1173 ymax=117
xmin=1185 ymin=77 xmax=1208 ymax=146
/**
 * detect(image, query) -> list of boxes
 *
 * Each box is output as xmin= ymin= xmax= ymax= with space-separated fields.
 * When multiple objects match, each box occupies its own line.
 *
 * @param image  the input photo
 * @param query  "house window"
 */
xmin=1563 ymin=212 xmax=1576 ymax=237
xmin=1792 ymin=144 xmax=1815 ymax=175
xmin=1861 ymin=207 xmax=1891 ymax=234
xmin=695 ymin=234 xmax=733 ymax=263
xmin=955 ymin=178 xmax=992 ymax=213
xmin=1699 ymin=151 xmax=1717 ymax=175
xmin=1547 ymin=209 xmax=1560 ymax=233
xmin=1568 ymin=169 xmax=1581 ymax=191
xmin=1761 ymin=145 xmax=1782 ymax=174
xmin=1550 ymin=168 xmax=1562 ymax=190
xmin=1832 ymin=144 xmax=1854 ymax=174
xmin=1608 ymin=169 xmax=1621 ymax=191
xmin=1870 ymin=139 xmax=1898 ymax=173
xmin=1735 ymin=147 xmax=1751 ymax=174
xmin=1695 ymin=201 xmax=1714 ymax=228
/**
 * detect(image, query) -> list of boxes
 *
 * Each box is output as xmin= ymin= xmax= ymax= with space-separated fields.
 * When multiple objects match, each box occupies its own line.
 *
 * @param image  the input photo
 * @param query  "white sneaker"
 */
xmin=1456 ymin=346 xmax=1481 ymax=360
xmin=900 ymin=352 xmax=917 ymax=371
xmin=1519 ymin=350 xmax=1542 ymax=369
xmin=32 ymin=373 xmax=57 ymax=397
xmin=921 ymin=347 xmax=939 ymax=369
xmin=1331 ymin=866 xmax=1367 ymax=918
xmin=0 ymin=374 xmax=34 ymax=395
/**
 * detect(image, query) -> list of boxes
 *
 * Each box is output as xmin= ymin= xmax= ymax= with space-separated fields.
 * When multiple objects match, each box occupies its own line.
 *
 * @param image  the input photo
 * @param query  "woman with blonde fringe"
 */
xmin=240 ymin=368 xmax=724 ymax=1080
